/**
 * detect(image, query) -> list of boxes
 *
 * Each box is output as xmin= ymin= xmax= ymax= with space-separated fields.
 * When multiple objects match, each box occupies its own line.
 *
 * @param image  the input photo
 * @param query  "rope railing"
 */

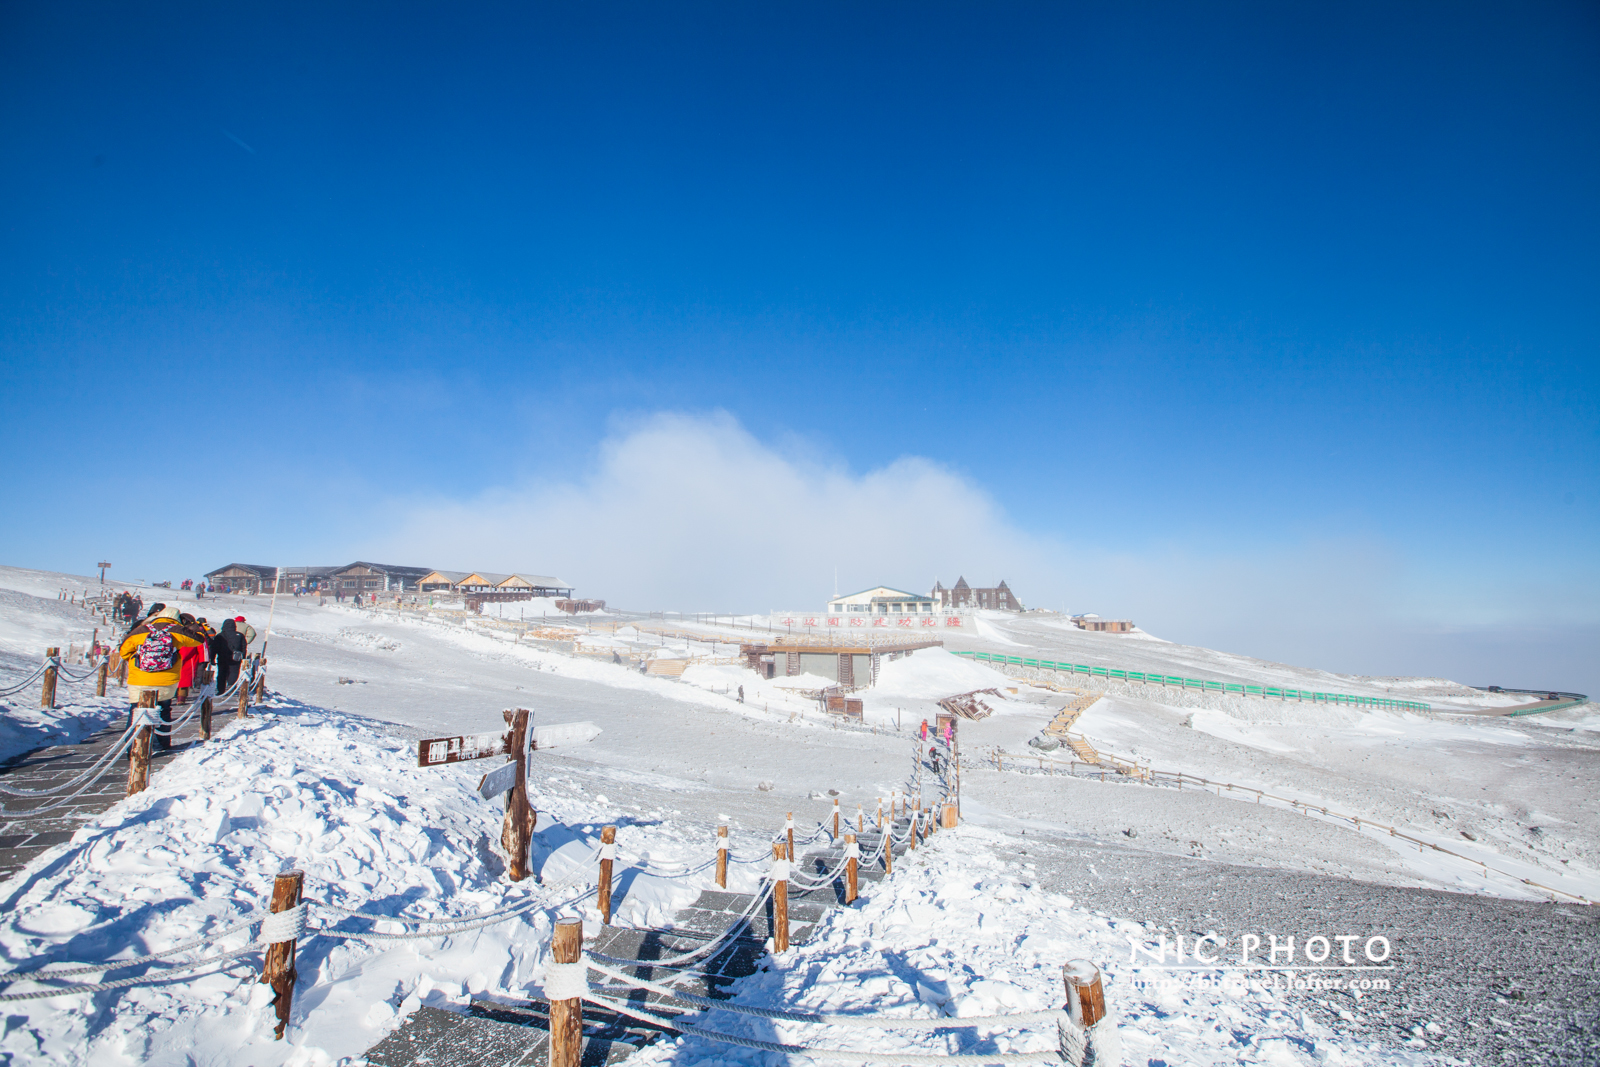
xmin=582 ymin=993 xmax=1064 ymax=1064
xmin=0 ymin=662 xmax=50 ymax=698
xmin=585 ymin=956 xmax=1066 ymax=1031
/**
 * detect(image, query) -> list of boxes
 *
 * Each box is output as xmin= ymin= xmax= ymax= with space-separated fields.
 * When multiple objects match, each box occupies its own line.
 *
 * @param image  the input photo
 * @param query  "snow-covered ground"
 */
xmin=0 ymin=564 xmax=1593 ymax=1065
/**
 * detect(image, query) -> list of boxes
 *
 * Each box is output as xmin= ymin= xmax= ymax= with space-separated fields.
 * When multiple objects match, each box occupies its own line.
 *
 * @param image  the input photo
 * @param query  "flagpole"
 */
xmin=262 ymin=567 xmax=282 ymax=658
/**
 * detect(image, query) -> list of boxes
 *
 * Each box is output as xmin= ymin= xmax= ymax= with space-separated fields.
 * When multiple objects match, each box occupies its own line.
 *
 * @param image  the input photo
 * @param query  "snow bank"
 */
xmin=626 ymin=826 xmax=1421 ymax=1067
xmin=0 ymin=697 xmax=760 ymax=1065
xmin=871 ymin=649 xmax=1012 ymax=701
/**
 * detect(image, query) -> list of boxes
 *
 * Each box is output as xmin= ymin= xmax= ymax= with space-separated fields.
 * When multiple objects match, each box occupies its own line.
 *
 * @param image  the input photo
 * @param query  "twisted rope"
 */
xmin=584 ymin=957 xmax=1067 ymax=1031
xmin=585 ymin=993 xmax=1066 ymax=1064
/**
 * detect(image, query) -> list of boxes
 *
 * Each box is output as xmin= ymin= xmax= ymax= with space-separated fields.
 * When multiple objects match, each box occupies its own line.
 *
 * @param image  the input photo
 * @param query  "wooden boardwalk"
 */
xmin=0 ymin=711 xmax=199 ymax=880
xmin=363 ymin=829 xmax=896 ymax=1067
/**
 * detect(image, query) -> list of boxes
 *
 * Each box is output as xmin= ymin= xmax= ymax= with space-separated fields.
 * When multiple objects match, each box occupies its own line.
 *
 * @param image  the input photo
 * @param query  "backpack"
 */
xmin=135 ymin=627 xmax=179 ymax=674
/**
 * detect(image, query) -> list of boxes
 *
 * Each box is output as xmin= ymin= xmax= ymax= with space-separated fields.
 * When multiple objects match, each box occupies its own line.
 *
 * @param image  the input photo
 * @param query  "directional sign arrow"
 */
xmin=478 ymin=759 xmax=519 ymax=801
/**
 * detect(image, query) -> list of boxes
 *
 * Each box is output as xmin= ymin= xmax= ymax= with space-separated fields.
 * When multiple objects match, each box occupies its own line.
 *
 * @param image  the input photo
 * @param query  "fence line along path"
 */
xmin=0 ymin=662 xmax=260 ymax=880
xmin=362 ymin=820 xmax=900 ymax=1067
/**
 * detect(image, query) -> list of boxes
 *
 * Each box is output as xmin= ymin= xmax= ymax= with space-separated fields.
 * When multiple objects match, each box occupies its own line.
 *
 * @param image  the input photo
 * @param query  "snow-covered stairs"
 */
xmin=363 ymin=826 xmax=898 ymax=1067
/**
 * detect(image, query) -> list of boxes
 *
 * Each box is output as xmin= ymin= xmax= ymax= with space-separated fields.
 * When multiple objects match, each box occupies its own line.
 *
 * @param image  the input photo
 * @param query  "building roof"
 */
xmin=418 ymin=570 xmax=472 ymax=584
xmin=331 ymin=562 xmax=434 ymax=579
xmin=831 ymin=585 xmax=931 ymax=602
xmin=497 ymin=573 xmax=571 ymax=589
xmin=204 ymin=564 xmax=277 ymax=578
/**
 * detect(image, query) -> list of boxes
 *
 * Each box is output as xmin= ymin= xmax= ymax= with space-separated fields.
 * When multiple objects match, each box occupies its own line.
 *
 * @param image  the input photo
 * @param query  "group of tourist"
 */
xmin=116 ymin=604 xmax=257 ymax=751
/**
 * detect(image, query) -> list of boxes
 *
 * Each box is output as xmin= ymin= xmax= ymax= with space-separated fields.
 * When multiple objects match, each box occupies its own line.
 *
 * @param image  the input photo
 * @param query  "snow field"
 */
xmin=623 ymin=826 xmax=1426 ymax=1067
xmin=0 ymin=696 xmax=782 ymax=1066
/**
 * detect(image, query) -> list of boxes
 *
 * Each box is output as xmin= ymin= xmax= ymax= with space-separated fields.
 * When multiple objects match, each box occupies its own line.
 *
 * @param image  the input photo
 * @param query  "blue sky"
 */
xmin=2 ymin=3 xmax=1596 ymax=692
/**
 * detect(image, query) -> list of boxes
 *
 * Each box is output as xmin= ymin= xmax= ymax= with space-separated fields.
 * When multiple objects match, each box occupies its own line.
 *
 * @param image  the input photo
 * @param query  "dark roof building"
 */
xmin=931 ymin=577 xmax=1023 ymax=612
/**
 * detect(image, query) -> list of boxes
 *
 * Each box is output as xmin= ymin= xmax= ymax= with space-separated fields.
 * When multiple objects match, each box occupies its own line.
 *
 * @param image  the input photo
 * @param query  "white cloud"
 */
xmin=379 ymin=411 xmax=1062 ymax=610
xmin=375 ymin=411 xmax=1598 ymax=694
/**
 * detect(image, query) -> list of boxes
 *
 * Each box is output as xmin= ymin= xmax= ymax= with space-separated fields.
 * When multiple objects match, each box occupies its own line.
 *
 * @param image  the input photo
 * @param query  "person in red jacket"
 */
xmin=175 ymin=613 xmax=206 ymax=695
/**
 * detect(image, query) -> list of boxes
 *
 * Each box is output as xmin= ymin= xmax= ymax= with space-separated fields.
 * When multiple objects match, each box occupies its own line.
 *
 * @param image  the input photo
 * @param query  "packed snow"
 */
xmin=0 ymin=563 xmax=1593 ymax=1065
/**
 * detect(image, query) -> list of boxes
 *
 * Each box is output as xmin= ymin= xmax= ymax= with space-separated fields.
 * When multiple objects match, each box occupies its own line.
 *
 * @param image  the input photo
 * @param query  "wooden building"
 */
xmin=418 ymin=570 xmax=472 ymax=593
xmin=415 ymin=570 xmax=575 ymax=598
xmin=1072 ymin=615 xmax=1134 ymax=633
xmin=204 ymin=563 xmax=278 ymax=595
xmin=328 ymin=562 xmax=433 ymax=595
xmin=931 ymin=577 xmax=1023 ymax=612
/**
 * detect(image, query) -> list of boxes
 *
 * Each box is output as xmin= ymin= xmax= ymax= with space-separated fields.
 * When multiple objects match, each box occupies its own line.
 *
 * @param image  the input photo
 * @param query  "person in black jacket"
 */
xmin=211 ymin=618 xmax=248 ymax=693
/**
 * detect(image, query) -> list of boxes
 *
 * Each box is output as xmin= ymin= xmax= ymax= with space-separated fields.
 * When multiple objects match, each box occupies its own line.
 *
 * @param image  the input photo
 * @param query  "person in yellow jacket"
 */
xmin=119 ymin=605 xmax=206 ymax=751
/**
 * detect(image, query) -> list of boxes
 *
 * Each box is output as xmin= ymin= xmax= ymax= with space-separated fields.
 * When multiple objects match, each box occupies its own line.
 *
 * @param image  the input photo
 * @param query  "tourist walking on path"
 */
xmin=210 ymin=619 xmax=247 ymax=694
xmin=118 ymin=606 xmax=205 ymax=752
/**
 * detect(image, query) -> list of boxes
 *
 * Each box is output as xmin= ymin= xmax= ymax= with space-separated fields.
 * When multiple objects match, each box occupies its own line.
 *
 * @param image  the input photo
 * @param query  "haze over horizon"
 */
xmin=1 ymin=3 xmax=1595 ymax=695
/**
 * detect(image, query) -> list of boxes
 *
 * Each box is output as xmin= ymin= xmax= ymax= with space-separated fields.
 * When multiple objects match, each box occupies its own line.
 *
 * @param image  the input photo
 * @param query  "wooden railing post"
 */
xmin=252 ymin=655 xmax=266 ymax=703
xmin=40 ymin=648 xmax=58 ymax=709
xmin=502 ymin=709 xmax=534 ymax=881
xmin=786 ymin=812 xmax=795 ymax=863
xmin=237 ymin=661 xmax=251 ymax=719
xmin=858 ymin=803 xmax=864 ymax=834
xmin=1063 ymin=959 xmax=1106 ymax=1026
xmin=833 ymin=798 xmax=840 ymax=839
xmin=772 ymin=842 xmax=790 ymax=953
xmin=845 ymin=833 xmax=858 ymax=904
xmin=883 ymin=818 xmax=893 ymax=877
xmin=127 ymin=692 xmax=154 ymax=795
xmin=908 ymin=803 xmax=918 ymax=851
xmin=716 ymin=825 xmax=728 ymax=888
xmin=261 ymin=870 xmax=305 ymax=1040
xmin=598 ymin=825 xmax=617 ymax=924
xmin=549 ymin=919 xmax=585 ymax=1067
xmin=95 ymin=657 xmax=108 ymax=697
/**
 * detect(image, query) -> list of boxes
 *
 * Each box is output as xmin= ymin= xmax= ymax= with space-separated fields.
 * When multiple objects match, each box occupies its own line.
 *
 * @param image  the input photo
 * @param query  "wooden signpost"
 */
xmin=417 ymin=708 xmax=536 ymax=881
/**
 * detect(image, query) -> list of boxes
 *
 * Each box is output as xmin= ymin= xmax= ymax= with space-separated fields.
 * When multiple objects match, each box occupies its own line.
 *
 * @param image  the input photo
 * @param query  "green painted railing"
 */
xmin=951 ymin=650 xmax=1433 ymax=712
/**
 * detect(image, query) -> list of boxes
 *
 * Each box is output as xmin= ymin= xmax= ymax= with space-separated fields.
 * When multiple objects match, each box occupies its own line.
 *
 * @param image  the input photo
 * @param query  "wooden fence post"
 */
xmin=598 ymin=825 xmax=617 ymax=924
xmin=549 ymin=919 xmax=585 ymax=1067
xmin=786 ymin=812 xmax=795 ymax=863
xmin=883 ymin=818 xmax=893 ymax=877
xmin=237 ymin=662 xmax=251 ymax=719
xmin=95 ymin=658 xmax=108 ymax=697
xmin=40 ymin=648 xmax=58 ymax=709
xmin=844 ymin=832 xmax=859 ymax=903
xmin=716 ymin=825 xmax=728 ymax=888
xmin=833 ymin=798 xmax=840 ymax=839
xmin=941 ymin=802 xmax=958 ymax=829
xmin=1063 ymin=959 xmax=1106 ymax=1027
xmin=261 ymin=870 xmax=305 ymax=1040
xmin=253 ymin=655 xmax=266 ymax=703
xmin=502 ymin=709 xmax=534 ymax=881
xmin=858 ymin=803 xmax=864 ymax=834
xmin=772 ymin=842 xmax=789 ymax=953
xmin=127 ymin=692 xmax=154 ymax=795
xmin=116 ymin=655 xmax=127 ymax=685
xmin=908 ymin=804 xmax=918 ymax=851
